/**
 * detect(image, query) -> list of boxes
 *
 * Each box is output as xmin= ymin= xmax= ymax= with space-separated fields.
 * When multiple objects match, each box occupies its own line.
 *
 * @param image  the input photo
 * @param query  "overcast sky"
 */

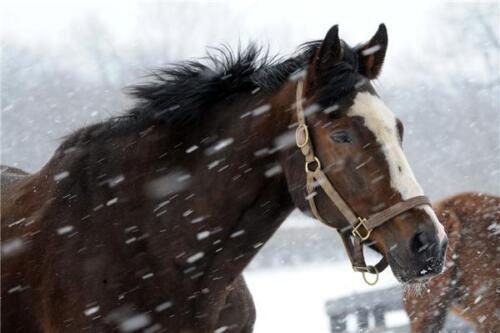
xmin=2 ymin=0 xmax=451 ymax=61
xmin=4 ymin=0 xmax=477 ymax=93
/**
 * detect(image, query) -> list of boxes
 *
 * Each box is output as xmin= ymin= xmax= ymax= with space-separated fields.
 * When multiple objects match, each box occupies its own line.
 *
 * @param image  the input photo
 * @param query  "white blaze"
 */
xmin=348 ymin=92 xmax=446 ymax=241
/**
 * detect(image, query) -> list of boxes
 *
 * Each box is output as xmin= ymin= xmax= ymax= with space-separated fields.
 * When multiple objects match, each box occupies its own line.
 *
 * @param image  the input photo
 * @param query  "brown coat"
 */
xmin=404 ymin=192 xmax=499 ymax=333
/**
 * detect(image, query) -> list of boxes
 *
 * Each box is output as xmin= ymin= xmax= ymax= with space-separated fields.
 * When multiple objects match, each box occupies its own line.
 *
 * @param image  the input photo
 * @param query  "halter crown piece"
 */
xmin=294 ymin=80 xmax=431 ymax=285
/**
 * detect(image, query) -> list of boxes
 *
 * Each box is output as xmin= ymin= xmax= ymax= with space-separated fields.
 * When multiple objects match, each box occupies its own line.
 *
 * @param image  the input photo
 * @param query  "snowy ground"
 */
xmin=245 ymin=261 xmax=404 ymax=333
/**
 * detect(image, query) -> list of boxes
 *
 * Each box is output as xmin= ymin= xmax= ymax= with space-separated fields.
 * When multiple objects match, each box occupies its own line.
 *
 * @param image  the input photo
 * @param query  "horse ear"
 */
xmin=357 ymin=24 xmax=388 ymax=79
xmin=315 ymin=25 xmax=343 ymax=74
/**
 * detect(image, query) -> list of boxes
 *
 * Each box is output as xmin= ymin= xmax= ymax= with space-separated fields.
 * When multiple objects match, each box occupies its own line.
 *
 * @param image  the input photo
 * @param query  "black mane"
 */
xmin=126 ymin=43 xmax=318 ymax=128
xmin=61 ymin=40 xmax=362 ymax=149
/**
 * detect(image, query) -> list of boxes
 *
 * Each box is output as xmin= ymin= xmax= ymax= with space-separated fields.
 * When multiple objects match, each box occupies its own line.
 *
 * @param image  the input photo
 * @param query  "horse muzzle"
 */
xmin=388 ymin=228 xmax=448 ymax=283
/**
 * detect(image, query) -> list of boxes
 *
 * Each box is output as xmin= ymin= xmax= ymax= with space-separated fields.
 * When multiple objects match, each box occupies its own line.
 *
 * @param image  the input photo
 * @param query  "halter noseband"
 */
xmin=295 ymin=80 xmax=431 ymax=285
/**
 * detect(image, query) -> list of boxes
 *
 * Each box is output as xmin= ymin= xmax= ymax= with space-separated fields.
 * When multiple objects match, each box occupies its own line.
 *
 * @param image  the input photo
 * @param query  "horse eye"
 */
xmin=330 ymin=130 xmax=352 ymax=144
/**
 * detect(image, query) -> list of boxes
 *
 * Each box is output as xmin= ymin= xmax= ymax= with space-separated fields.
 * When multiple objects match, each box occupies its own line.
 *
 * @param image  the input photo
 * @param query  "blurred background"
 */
xmin=1 ymin=1 xmax=499 ymax=332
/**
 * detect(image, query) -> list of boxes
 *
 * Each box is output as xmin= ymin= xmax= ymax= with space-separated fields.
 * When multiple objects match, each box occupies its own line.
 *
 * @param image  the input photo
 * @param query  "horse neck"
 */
xmin=127 ymin=84 xmax=299 ymax=241
xmin=49 ymin=91 xmax=289 ymax=229
xmin=8 ymin=86 xmax=300 ymax=324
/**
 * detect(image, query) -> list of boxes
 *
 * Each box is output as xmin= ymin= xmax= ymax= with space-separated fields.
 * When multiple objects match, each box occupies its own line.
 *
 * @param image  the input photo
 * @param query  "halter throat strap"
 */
xmin=294 ymin=80 xmax=431 ymax=281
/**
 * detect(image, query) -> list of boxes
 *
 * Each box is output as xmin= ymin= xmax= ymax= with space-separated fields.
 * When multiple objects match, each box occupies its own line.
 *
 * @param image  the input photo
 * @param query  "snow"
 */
xmin=1 ymin=2 xmax=497 ymax=331
xmin=119 ymin=313 xmax=151 ymax=332
xmin=125 ymin=237 xmax=136 ymax=244
xmin=57 ymin=225 xmax=74 ymax=235
xmin=8 ymin=285 xmax=25 ymax=294
xmin=251 ymin=104 xmax=271 ymax=117
xmin=186 ymin=252 xmax=204 ymax=264
xmin=145 ymin=171 xmax=191 ymax=198
xmin=106 ymin=197 xmax=118 ymax=206
xmin=264 ymin=165 xmax=283 ymax=178
xmin=186 ymin=145 xmax=199 ymax=153
xmin=214 ymin=326 xmax=228 ymax=333
xmin=245 ymin=261 xmax=400 ymax=333
xmin=206 ymin=138 xmax=234 ymax=155
xmin=154 ymin=301 xmax=173 ymax=313
xmin=8 ymin=218 xmax=26 ymax=228
xmin=323 ymin=104 xmax=339 ymax=114
xmin=191 ymin=216 xmax=209 ymax=224
xmin=289 ymin=69 xmax=307 ymax=82
xmin=1 ymin=238 xmax=24 ymax=257
xmin=273 ymin=131 xmax=296 ymax=151
xmin=108 ymin=174 xmax=125 ymax=187
xmin=84 ymin=306 xmax=100 ymax=316
xmin=208 ymin=160 xmax=222 ymax=170
xmin=53 ymin=171 xmax=69 ymax=181
xmin=196 ymin=231 xmax=210 ymax=240
xmin=182 ymin=209 xmax=194 ymax=217
xmin=361 ymin=44 xmax=382 ymax=56
xmin=229 ymin=230 xmax=246 ymax=238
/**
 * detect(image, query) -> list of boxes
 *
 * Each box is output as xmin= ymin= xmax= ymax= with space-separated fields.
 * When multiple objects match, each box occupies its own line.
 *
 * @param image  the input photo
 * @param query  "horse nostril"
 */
xmin=410 ymin=231 xmax=431 ymax=255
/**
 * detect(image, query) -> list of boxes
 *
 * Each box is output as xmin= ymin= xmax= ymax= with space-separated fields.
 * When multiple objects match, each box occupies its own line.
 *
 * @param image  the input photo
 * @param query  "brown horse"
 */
xmin=1 ymin=24 xmax=447 ymax=332
xmin=404 ymin=192 xmax=499 ymax=333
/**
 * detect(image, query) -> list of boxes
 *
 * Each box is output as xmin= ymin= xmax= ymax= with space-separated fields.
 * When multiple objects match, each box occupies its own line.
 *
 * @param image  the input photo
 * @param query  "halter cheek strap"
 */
xmin=295 ymin=80 xmax=431 ymax=285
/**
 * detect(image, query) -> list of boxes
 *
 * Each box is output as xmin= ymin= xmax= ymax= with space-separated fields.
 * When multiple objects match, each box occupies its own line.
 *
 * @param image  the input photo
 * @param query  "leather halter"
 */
xmin=294 ymin=80 xmax=431 ymax=285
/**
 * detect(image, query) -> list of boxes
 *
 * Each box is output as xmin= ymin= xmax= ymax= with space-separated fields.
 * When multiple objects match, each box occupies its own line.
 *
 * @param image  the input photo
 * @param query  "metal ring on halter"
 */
xmin=305 ymin=157 xmax=321 ymax=173
xmin=352 ymin=217 xmax=372 ymax=241
xmin=361 ymin=266 xmax=379 ymax=285
xmin=295 ymin=124 xmax=309 ymax=148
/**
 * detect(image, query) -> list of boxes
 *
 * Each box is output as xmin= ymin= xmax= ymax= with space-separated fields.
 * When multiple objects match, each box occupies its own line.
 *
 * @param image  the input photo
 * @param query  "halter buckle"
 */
xmin=295 ymin=124 xmax=309 ymax=148
xmin=352 ymin=217 xmax=372 ymax=241
xmin=305 ymin=157 xmax=321 ymax=173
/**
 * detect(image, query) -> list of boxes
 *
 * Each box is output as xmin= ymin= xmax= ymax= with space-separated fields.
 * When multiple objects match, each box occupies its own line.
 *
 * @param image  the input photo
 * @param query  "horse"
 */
xmin=404 ymin=192 xmax=499 ymax=333
xmin=1 ymin=24 xmax=447 ymax=332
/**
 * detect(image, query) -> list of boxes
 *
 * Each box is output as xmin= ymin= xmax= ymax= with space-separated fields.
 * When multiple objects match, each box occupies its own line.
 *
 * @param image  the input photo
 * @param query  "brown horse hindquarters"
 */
xmin=447 ymin=193 xmax=499 ymax=332
xmin=404 ymin=192 xmax=499 ymax=333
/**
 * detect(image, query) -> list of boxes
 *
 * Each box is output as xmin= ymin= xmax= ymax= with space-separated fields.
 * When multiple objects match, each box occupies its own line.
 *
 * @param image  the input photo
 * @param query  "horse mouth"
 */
xmin=386 ymin=252 xmax=445 ymax=284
